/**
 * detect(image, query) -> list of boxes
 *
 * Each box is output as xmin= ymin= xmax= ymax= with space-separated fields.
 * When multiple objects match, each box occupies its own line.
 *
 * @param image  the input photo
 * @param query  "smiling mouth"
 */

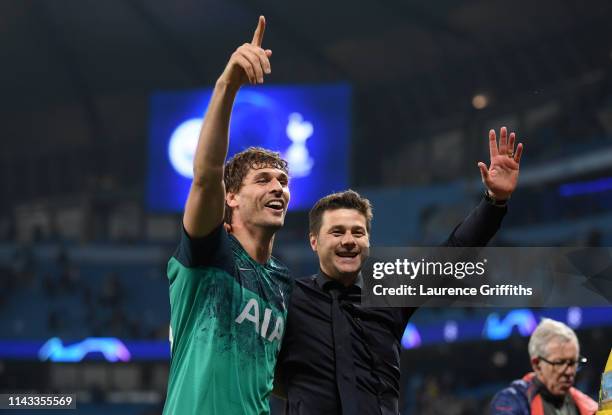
xmin=336 ymin=252 xmax=359 ymax=258
xmin=264 ymin=200 xmax=285 ymax=211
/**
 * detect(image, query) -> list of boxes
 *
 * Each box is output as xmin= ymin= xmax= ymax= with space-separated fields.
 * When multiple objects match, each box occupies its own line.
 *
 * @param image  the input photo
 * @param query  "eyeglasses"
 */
xmin=538 ymin=355 xmax=587 ymax=372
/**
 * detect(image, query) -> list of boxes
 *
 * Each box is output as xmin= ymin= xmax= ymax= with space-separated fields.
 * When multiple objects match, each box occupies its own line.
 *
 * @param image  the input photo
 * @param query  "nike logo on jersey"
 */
xmin=235 ymin=298 xmax=284 ymax=343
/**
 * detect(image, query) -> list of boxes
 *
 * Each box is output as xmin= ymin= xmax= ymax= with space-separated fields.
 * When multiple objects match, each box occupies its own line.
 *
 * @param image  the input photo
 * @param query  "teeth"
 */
xmin=266 ymin=201 xmax=283 ymax=208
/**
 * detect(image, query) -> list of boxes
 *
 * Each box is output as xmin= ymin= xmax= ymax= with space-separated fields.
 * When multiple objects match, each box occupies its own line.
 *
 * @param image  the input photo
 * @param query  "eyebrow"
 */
xmin=253 ymin=171 xmax=288 ymax=181
xmin=329 ymin=225 xmax=366 ymax=232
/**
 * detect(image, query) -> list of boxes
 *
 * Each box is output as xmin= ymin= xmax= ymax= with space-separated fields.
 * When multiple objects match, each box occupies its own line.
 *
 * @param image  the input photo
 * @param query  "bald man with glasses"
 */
xmin=490 ymin=318 xmax=597 ymax=415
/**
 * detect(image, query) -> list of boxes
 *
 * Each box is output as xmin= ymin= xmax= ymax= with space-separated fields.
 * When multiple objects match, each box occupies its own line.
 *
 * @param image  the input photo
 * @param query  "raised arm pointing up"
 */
xmin=183 ymin=16 xmax=273 ymax=238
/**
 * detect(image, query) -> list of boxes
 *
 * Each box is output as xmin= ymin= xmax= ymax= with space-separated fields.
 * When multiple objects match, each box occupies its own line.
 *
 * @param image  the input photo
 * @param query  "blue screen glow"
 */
xmin=38 ymin=337 xmax=131 ymax=362
xmin=0 ymin=307 xmax=609 ymax=360
xmin=147 ymin=83 xmax=352 ymax=212
xmin=559 ymin=177 xmax=612 ymax=197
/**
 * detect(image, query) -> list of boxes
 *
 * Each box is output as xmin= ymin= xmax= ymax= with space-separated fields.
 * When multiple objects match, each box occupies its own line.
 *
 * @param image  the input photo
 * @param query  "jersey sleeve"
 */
xmin=166 ymin=224 xmax=236 ymax=352
xmin=170 ymin=223 xmax=234 ymax=277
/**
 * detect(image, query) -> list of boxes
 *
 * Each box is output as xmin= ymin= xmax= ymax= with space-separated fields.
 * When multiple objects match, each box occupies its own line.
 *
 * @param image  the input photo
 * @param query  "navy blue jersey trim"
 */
xmin=173 ymin=224 xmax=234 ymax=276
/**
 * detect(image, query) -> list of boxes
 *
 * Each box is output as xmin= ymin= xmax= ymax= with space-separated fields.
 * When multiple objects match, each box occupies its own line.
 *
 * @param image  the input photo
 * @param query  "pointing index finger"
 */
xmin=251 ymin=15 xmax=266 ymax=47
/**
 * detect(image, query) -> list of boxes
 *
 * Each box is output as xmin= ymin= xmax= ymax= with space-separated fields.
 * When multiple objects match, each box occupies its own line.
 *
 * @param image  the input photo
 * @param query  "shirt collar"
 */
xmin=316 ymin=270 xmax=363 ymax=291
xmin=533 ymin=377 xmax=571 ymax=408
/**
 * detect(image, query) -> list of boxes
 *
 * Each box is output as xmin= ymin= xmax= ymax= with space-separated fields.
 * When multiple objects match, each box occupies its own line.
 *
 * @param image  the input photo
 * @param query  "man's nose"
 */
xmin=269 ymin=179 xmax=283 ymax=194
xmin=341 ymin=232 xmax=356 ymax=246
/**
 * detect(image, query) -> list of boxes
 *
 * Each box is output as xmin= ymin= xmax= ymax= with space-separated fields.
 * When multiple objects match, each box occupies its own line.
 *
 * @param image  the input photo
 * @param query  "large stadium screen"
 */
xmin=146 ymin=83 xmax=351 ymax=212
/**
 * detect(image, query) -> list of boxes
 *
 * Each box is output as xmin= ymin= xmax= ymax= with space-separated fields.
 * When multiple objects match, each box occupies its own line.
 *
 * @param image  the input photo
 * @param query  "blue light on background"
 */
xmin=559 ymin=177 xmax=612 ymax=197
xmin=0 ymin=307 xmax=608 ymax=360
xmin=400 ymin=307 xmax=603 ymax=350
xmin=38 ymin=337 xmax=131 ymax=362
xmin=146 ymin=83 xmax=352 ymax=212
xmin=482 ymin=309 xmax=538 ymax=340
xmin=401 ymin=323 xmax=422 ymax=349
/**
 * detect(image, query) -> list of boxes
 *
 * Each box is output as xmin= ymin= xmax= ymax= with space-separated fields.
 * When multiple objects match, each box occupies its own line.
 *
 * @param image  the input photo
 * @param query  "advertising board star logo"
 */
xmin=284 ymin=112 xmax=314 ymax=178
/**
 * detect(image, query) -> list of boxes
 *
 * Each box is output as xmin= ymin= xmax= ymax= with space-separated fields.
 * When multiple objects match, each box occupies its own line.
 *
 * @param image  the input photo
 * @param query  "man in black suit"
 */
xmin=275 ymin=127 xmax=524 ymax=414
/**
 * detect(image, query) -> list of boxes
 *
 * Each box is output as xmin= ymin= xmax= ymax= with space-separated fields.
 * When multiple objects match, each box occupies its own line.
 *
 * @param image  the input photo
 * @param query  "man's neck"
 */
xmin=230 ymin=223 xmax=275 ymax=264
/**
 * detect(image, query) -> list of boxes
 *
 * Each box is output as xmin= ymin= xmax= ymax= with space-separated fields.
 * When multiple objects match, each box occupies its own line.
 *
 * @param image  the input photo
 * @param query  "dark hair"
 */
xmin=223 ymin=147 xmax=289 ymax=224
xmin=309 ymin=190 xmax=373 ymax=235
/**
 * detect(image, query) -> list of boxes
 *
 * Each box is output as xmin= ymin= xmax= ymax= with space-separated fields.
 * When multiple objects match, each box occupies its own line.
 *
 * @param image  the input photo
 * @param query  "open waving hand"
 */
xmin=477 ymin=127 xmax=524 ymax=201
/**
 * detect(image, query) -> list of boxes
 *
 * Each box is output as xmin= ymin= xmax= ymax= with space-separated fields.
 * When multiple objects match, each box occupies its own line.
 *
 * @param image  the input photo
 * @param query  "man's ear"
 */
xmin=309 ymin=233 xmax=317 ymax=252
xmin=531 ymin=356 xmax=541 ymax=374
xmin=226 ymin=192 xmax=238 ymax=208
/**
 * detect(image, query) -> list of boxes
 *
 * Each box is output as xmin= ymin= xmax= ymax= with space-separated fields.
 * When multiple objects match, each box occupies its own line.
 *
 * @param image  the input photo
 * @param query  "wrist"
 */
xmin=484 ymin=190 xmax=509 ymax=207
xmin=215 ymin=77 xmax=241 ymax=95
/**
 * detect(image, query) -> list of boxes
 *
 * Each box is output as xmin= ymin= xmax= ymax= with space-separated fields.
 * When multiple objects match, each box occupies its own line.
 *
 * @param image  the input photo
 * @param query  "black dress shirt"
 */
xmin=276 ymin=198 xmax=507 ymax=415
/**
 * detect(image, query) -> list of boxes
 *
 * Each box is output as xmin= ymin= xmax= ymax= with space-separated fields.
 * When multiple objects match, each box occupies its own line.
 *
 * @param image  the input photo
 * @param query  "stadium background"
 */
xmin=1 ymin=0 xmax=611 ymax=413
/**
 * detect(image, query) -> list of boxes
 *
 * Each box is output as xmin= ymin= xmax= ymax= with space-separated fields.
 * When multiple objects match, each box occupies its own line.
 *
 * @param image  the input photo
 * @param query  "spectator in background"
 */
xmin=490 ymin=318 xmax=597 ymax=415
